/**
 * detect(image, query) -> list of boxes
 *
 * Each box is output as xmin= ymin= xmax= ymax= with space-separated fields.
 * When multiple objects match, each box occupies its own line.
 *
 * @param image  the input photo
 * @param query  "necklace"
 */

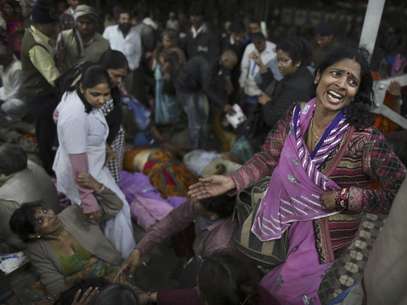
xmin=308 ymin=118 xmax=322 ymax=150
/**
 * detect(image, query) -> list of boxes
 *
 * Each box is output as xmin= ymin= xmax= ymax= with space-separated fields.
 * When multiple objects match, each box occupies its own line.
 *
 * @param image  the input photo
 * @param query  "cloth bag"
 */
xmin=233 ymin=177 xmax=289 ymax=273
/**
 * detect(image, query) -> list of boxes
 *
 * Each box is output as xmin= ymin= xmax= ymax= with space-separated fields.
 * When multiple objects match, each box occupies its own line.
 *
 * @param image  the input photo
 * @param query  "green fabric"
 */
xmin=55 ymin=242 xmax=116 ymax=279
xmin=20 ymin=29 xmax=55 ymax=97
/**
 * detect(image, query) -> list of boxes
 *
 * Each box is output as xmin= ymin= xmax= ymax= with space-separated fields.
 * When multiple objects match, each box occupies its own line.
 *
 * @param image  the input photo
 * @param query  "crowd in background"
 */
xmin=0 ymin=0 xmax=407 ymax=305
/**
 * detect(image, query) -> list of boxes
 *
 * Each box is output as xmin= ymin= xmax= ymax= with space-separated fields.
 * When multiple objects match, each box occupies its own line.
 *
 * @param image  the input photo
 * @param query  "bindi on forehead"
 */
xmin=331 ymin=60 xmax=361 ymax=77
xmin=330 ymin=67 xmax=360 ymax=81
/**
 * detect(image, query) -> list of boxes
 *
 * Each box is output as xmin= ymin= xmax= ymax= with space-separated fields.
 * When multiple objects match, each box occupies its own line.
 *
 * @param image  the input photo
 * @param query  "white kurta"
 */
xmin=103 ymin=25 xmax=142 ymax=71
xmin=53 ymin=91 xmax=135 ymax=258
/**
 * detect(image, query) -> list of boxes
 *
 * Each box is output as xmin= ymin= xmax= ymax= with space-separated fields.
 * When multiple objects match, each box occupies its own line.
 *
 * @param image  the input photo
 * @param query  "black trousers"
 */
xmin=27 ymin=93 xmax=58 ymax=175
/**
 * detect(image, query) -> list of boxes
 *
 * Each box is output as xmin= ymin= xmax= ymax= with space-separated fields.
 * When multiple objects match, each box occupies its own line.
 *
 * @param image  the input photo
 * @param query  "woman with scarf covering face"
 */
xmin=187 ymin=46 xmax=406 ymax=305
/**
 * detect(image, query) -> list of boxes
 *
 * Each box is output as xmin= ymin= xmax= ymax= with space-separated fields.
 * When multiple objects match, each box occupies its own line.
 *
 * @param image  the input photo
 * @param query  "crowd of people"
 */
xmin=1 ymin=0 xmax=407 ymax=305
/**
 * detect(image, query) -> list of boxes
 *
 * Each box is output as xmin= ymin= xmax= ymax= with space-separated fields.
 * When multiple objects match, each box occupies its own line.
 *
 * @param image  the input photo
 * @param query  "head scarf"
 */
xmin=74 ymin=5 xmax=98 ymax=22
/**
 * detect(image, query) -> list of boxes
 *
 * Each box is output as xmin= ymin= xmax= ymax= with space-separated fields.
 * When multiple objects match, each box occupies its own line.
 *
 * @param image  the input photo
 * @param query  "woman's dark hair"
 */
xmin=0 ymin=143 xmax=27 ymax=175
xmin=315 ymin=46 xmax=374 ymax=129
xmin=99 ymin=50 xmax=129 ymax=71
xmin=91 ymin=284 xmax=139 ymax=305
xmin=77 ymin=64 xmax=112 ymax=113
xmin=80 ymin=65 xmax=112 ymax=90
xmin=159 ymin=48 xmax=182 ymax=68
xmin=54 ymin=278 xmax=110 ymax=305
xmin=200 ymin=194 xmax=236 ymax=218
xmin=162 ymin=29 xmax=178 ymax=45
xmin=9 ymin=201 xmax=43 ymax=242
xmin=277 ymin=36 xmax=312 ymax=67
xmin=198 ymin=252 xmax=260 ymax=305
xmin=158 ymin=48 xmax=183 ymax=96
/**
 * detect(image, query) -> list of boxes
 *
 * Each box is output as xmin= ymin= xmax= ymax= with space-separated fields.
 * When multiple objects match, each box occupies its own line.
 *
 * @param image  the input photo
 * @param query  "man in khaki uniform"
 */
xmin=57 ymin=4 xmax=109 ymax=72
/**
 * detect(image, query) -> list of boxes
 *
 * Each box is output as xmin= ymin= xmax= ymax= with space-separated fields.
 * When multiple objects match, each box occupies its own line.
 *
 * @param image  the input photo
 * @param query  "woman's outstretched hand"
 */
xmin=188 ymin=175 xmax=236 ymax=200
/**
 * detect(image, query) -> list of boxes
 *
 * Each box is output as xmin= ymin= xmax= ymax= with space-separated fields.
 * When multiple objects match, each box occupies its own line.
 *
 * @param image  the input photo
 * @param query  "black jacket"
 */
xmin=185 ymin=25 xmax=219 ymax=63
xmin=258 ymin=66 xmax=314 ymax=130
xmin=175 ymin=56 xmax=230 ymax=108
xmin=105 ymin=87 xmax=122 ymax=144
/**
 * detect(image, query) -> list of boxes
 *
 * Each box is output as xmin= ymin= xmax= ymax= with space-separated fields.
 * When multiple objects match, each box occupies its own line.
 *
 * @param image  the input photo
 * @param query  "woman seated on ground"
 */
xmin=189 ymin=46 xmax=406 ymax=305
xmin=9 ymin=174 xmax=128 ymax=299
xmin=53 ymin=65 xmax=135 ymax=258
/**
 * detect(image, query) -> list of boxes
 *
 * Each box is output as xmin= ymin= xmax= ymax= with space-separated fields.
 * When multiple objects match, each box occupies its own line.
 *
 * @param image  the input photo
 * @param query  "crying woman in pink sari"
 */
xmin=188 ymin=46 xmax=406 ymax=305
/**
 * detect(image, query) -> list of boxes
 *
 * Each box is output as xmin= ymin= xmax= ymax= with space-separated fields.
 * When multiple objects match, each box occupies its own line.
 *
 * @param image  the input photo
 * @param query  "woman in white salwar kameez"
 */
xmin=53 ymin=65 xmax=135 ymax=258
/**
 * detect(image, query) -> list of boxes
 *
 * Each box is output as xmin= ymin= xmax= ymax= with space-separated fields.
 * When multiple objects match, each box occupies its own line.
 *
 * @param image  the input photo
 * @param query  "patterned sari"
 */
xmin=257 ymin=99 xmax=352 ymax=305
xmin=143 ymin=150 xmax=197 ymax=197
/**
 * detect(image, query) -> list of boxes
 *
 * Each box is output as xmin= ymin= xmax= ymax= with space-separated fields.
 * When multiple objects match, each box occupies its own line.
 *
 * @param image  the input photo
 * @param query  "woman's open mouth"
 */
xmin=327 ymin=90 xmax=345 ymax=105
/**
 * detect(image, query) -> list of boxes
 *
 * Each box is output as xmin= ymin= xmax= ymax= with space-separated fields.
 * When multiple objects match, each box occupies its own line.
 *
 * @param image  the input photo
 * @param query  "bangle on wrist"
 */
xmin=335 ymin=188 xmax=349 ymax=210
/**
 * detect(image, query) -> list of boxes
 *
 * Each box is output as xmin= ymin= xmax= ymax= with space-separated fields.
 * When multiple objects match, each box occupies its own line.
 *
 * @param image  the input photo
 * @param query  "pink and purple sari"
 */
xmin=256 ymin=99 xmax=350 ymax=305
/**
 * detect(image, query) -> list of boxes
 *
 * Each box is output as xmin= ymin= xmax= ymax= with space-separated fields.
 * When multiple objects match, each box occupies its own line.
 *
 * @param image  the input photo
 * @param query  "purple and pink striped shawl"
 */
xmin=252 ymin=98 xmax=350 ymax=241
